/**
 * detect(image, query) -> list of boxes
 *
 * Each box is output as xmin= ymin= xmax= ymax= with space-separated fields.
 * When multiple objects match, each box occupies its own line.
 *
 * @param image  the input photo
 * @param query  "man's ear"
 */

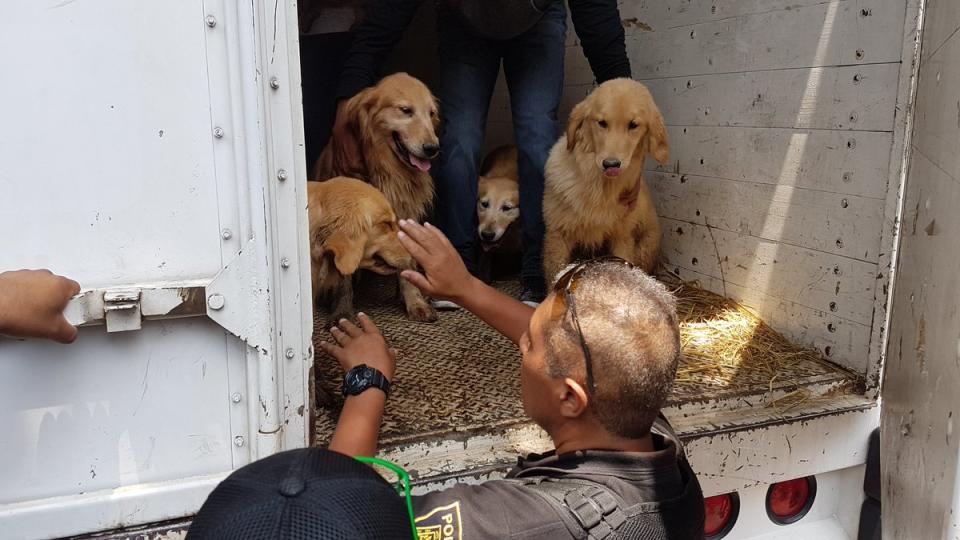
xmin=646 ymin=103 xmax=669 ymax=164
xmin=566 ymin=100 xmax=588 ymax=152
xmin=325 ymin=231 xmax=365 ymax=276
xmin=559 ymin=377 xmax=590 ymax=418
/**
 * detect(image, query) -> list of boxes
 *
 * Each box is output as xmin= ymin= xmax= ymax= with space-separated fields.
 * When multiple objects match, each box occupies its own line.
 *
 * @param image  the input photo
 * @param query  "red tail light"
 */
xmin=766 ymin=477 xmax=817 ymax=524
xmin=704 ymin=492 xmax=739 ymax=538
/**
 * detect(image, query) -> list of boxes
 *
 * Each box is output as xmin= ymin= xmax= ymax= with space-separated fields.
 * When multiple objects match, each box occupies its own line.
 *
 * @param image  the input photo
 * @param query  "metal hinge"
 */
xmin=64 ymin=239 xmax=271 ymax=352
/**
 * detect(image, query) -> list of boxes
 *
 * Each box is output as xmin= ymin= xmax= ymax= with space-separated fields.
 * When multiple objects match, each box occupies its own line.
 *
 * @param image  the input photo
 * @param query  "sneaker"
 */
xmin=430 ymin=299 xmax=461 ymax=310
xmin=520 ymin=286 xmax=546 ymax=308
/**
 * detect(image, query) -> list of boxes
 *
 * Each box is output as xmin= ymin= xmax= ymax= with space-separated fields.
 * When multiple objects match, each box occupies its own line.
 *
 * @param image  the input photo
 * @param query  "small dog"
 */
xmin=543 ymin=78 xmax=669 ymax=282
xmin=314 ymin=72 xmax=440 ymax=322
xmin=476 ymin=145 xmax=522 ymax=282
xmin=307 ymin=177 xmax=417 ymax=323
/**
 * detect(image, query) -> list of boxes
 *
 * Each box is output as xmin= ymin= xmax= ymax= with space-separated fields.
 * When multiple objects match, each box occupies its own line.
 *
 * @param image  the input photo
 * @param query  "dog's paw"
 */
xmin=406 ymin=301 xmax=438 ymax=323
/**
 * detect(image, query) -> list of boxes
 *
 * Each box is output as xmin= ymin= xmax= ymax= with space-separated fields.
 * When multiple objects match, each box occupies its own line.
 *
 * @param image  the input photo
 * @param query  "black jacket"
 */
xmin=335 ymin=0 xmax=631 ymax=100
xmin=410 ymin=417 xmax=705 ymax=539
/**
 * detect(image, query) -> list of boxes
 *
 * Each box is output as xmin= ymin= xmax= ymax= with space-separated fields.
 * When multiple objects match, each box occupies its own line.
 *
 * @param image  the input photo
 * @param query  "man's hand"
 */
xmin=0 ymin=269 xmax=80 ymax=344
xmin=398 ymin=220 xmax=480 ymax=303
xmin=320 ymin=313 xmax=396 ymax=381
xmin=330 ymin=100 xmax=367 ymax=178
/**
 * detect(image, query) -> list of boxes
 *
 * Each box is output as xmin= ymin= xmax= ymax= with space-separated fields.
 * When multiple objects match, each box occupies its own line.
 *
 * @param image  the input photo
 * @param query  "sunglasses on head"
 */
xmin=551 ymin=256 xmax=635 ymax=394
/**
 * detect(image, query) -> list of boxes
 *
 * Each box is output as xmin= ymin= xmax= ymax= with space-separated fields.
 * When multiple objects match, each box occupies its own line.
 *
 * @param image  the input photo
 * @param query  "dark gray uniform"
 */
xmin=411 ymin=418 xmax=705 ymax=539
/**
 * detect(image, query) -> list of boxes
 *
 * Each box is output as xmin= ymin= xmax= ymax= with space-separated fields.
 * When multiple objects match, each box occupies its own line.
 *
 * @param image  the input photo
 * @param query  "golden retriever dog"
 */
xmin=307 ymin=177 xmax=420 ymax=323
xmin=313 ymin=72 xmax=440 ymax=322
xmin=542 ymin=78 xmax=669 ymax=282
xmin=476 ymin=145 xmax=521 ymax=282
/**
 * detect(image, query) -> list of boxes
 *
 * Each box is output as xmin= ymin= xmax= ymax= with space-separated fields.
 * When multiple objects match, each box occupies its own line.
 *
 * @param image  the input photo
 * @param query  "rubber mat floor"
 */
xmin=311 ymin=275 xmax=854 ymax=447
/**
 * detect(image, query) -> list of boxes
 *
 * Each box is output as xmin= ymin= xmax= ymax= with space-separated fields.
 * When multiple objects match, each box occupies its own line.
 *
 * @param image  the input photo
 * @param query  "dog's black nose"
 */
xmin=602 ymin=158 xmax=621 ymax=169
xmin=480 ymin=230 xmax=496 ymax=241
xmin=422 ymin=144 xmax=440 ymax=159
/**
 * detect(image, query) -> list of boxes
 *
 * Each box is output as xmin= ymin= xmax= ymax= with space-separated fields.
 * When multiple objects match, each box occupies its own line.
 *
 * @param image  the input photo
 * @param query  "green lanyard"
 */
xmin=354 ymin=456 xmax=418 ymax=539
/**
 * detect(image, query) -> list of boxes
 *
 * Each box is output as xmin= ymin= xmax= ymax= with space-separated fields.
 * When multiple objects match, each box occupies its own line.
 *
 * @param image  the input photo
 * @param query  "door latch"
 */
xmin=103 ymin=289 xmax=142 ymax=332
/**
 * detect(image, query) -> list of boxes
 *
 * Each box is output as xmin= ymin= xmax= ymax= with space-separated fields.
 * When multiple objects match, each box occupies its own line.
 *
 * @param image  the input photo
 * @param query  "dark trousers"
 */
xmin=433 ymin=1 xmax=567 ymax=290
xmin=299 ymin=32 xmax=354 ymax=173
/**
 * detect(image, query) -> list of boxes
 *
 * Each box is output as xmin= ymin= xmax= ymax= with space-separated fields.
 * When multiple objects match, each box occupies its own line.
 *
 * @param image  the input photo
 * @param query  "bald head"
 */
xmin=545 ymin=261 xmax=680 ymax=437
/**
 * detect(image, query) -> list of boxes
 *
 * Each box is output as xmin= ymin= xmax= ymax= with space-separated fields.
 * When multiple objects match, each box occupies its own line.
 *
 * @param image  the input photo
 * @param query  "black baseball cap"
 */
xmin=187 ymin=448 xmax=412 ymax=539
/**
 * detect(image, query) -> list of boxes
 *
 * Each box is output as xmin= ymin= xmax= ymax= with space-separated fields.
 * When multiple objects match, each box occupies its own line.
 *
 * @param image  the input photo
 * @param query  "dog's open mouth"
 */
xmin=369 ymin=255 xmax=397 ymax=274
xmin=392 ymin=132 xmax=432 ymax=173
xmin=603 ymin=165 xmax=622 ymax=177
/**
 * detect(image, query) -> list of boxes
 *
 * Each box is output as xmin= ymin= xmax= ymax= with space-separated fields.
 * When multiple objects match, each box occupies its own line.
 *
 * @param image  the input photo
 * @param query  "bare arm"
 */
xmin=0 ymin=269 xmax=80 ymax=344
xmin=322 ymin=314 xmax=396 ymax=457
xmin=398 ymin=221 xmax=534 ymax=345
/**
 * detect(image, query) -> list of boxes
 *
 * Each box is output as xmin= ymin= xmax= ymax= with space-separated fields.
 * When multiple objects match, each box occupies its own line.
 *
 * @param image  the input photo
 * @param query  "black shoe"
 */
xmin=520 ymin=283 xmax=546 ymax=307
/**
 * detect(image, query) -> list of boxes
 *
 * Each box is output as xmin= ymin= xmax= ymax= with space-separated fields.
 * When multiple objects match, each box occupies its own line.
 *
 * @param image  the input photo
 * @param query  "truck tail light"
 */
xmin=766 ymin=476 xmax=817 ymax=524
xmin=704 ymin=492 xmax=739 ymax=538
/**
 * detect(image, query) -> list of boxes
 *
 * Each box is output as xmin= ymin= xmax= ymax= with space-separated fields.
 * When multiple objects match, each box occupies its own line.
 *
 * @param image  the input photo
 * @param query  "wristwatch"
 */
xmin=342 ymin=364 xmax=391 ymax=397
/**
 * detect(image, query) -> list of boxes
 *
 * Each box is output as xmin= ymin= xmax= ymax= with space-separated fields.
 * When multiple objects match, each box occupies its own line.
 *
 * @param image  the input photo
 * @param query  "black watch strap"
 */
xmin=342 ymin=364 xmax=391 ymax=397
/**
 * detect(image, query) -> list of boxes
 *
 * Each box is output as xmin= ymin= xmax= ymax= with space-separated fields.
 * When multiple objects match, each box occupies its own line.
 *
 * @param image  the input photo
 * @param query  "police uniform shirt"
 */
xmin=411 ymin=419 xmax=705 ymax=539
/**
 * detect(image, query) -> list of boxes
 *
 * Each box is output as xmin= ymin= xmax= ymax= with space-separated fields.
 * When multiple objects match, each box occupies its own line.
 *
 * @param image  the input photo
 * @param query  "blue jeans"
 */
xmin=433 ymin=1 xmax=567 ymax=291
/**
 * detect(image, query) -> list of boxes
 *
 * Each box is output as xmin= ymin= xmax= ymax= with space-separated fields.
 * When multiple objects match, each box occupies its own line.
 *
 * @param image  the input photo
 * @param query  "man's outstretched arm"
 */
xmin=323 ymin=314 xmax=396 ymax=457
xmin=398 ymin=220 xmax=534 ymax=345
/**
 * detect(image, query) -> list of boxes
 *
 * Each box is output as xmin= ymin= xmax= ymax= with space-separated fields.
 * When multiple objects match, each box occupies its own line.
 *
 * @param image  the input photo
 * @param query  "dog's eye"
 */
xmin=501 ymin=204 xmax=514 ymax=212
xmin=399 ymin=106 xmax=413 ymax=116
xmin=597 ymin=120 xmax=608 ymax=128
xmin=628 ymin=121 xmax=639 ymax=130
xmin=479 ymin=200 xmax=490 ymax=209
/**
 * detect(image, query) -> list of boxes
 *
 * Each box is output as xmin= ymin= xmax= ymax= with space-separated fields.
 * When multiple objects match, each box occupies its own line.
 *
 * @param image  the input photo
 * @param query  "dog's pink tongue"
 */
xmin=604 ymin=167 xmax=621 ymax=177
xmin=410 ymin=155 xmax=432 ymax=172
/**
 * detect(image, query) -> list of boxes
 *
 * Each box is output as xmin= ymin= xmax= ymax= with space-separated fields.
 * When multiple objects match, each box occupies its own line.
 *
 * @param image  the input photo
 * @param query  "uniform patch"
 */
xmin=415 ymin=501 xmax=463 ymax=540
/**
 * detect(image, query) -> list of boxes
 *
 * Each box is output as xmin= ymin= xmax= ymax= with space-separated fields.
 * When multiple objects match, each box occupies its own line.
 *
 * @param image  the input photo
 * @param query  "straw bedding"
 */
xmin=311 ymin=275 xmax=854 ymax=445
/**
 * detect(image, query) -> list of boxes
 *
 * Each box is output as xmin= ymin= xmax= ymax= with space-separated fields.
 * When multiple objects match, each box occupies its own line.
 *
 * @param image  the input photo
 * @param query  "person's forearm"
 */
xmin=453 ymin=278 xmax=534 ymax=345
xmin=568 ymin=0 xmax=631 ymax=83
xmin=335 ymin=0 xmax=424 ymax=100
xmin=329 ymin=390 xmax=387 ymax=457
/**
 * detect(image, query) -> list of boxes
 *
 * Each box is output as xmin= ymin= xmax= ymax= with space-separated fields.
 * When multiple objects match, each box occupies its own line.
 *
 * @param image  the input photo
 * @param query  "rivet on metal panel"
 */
xmin=208 ymin=294 xmax=226 ymax=310
xmin=848 ymin=112 xmax=858 ymax=124
xmin=836 ymin=238 xmax=844 ymax=249
xmin=231 ymin=393 xmax=243 ymax=403
xmin=855 ymin=49 xmax=865 ymax=60
xmin=834 ymin=265 xmax=842 ymax=276
xmin=846 ymin=138 xmax=857 ymax=149
xmin=280 ymin=257 xmax=291 ymax=268
xmin=213 ymin=126 xmax=225 ymax=138
xmin=277 ymin=169 xmax=288 ymax=182
xmin=206 ymin=15 xmax=217 ymax=27
xmin=221 ymin=228 xmax=233 ymax=240
xmin=829 ymin=302 xmax=838 ymax=312
xmin=269 ymin=77 xmax=280 ymax=90
xmin=824 ymin=346 xmax=833 ymax=357
xmin=827 ymin=323 xmax=837 ymax=333
xmin=853 ymin=73 xmax=862 ymax=84
xmin=842 ymin=172 xmax=853 ymax=183
xmin=234 ymin=436 xmax=245 ymax=447
xmin=285 ymin=348 xmax=296 ymax=359
xmin=840 ymin=198 xmax=849 ymax=208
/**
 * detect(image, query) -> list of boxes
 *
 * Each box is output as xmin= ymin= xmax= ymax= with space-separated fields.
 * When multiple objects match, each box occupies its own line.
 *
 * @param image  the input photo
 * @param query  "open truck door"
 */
xmin=0 ymin=2 xmax=312 ymax=538
xmin=881 ymin=0 xmax=960 ymax=538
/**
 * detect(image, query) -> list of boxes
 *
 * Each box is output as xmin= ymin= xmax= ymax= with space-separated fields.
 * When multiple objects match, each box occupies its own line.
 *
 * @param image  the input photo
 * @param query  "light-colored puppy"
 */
xmin=543 ymin=78 xmax=669 ymax=282
xmin=314 ymin=72 xmax=440 ymax=322
xmin=476 ymin=145 xmax=522 ymax=282
xmin=307 ymin=177 xmax=417 ymax=323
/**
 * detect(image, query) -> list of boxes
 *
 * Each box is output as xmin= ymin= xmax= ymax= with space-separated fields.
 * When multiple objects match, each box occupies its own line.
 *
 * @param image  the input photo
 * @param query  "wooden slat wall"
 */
xmin=484 ymin=0 xmax=911 ymax=373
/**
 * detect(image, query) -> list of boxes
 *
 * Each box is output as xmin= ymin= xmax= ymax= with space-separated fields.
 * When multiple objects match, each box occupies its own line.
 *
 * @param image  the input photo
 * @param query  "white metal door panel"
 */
xmin=0 ymin=1 xmax=312 ymax=538
xmin=0 ymin=1 xmax=224 ymax=286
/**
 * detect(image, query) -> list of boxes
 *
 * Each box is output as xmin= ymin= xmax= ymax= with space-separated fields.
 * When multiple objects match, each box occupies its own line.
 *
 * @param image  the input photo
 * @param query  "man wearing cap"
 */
xmin=327 ymin=0 xmax=631 ymax=306
xmin=313 ymin=221 xmax=705 ymax=539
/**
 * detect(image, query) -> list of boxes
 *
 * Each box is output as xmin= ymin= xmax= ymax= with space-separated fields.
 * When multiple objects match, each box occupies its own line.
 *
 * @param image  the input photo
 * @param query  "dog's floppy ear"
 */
xmin=346 ymin=86 xmax=378 ymax=135
xmin=566 ymin=100 xmax=588 ymax=152
xmin=646 ymin=102 xmax=669 ymax=164
xmin=325 ymin=230 xmax=365 ymax=276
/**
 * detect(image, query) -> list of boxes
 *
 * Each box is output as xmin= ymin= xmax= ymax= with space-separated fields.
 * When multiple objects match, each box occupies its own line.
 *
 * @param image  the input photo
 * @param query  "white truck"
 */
xmin=0 ymin=0 xmax=954 ymax=538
